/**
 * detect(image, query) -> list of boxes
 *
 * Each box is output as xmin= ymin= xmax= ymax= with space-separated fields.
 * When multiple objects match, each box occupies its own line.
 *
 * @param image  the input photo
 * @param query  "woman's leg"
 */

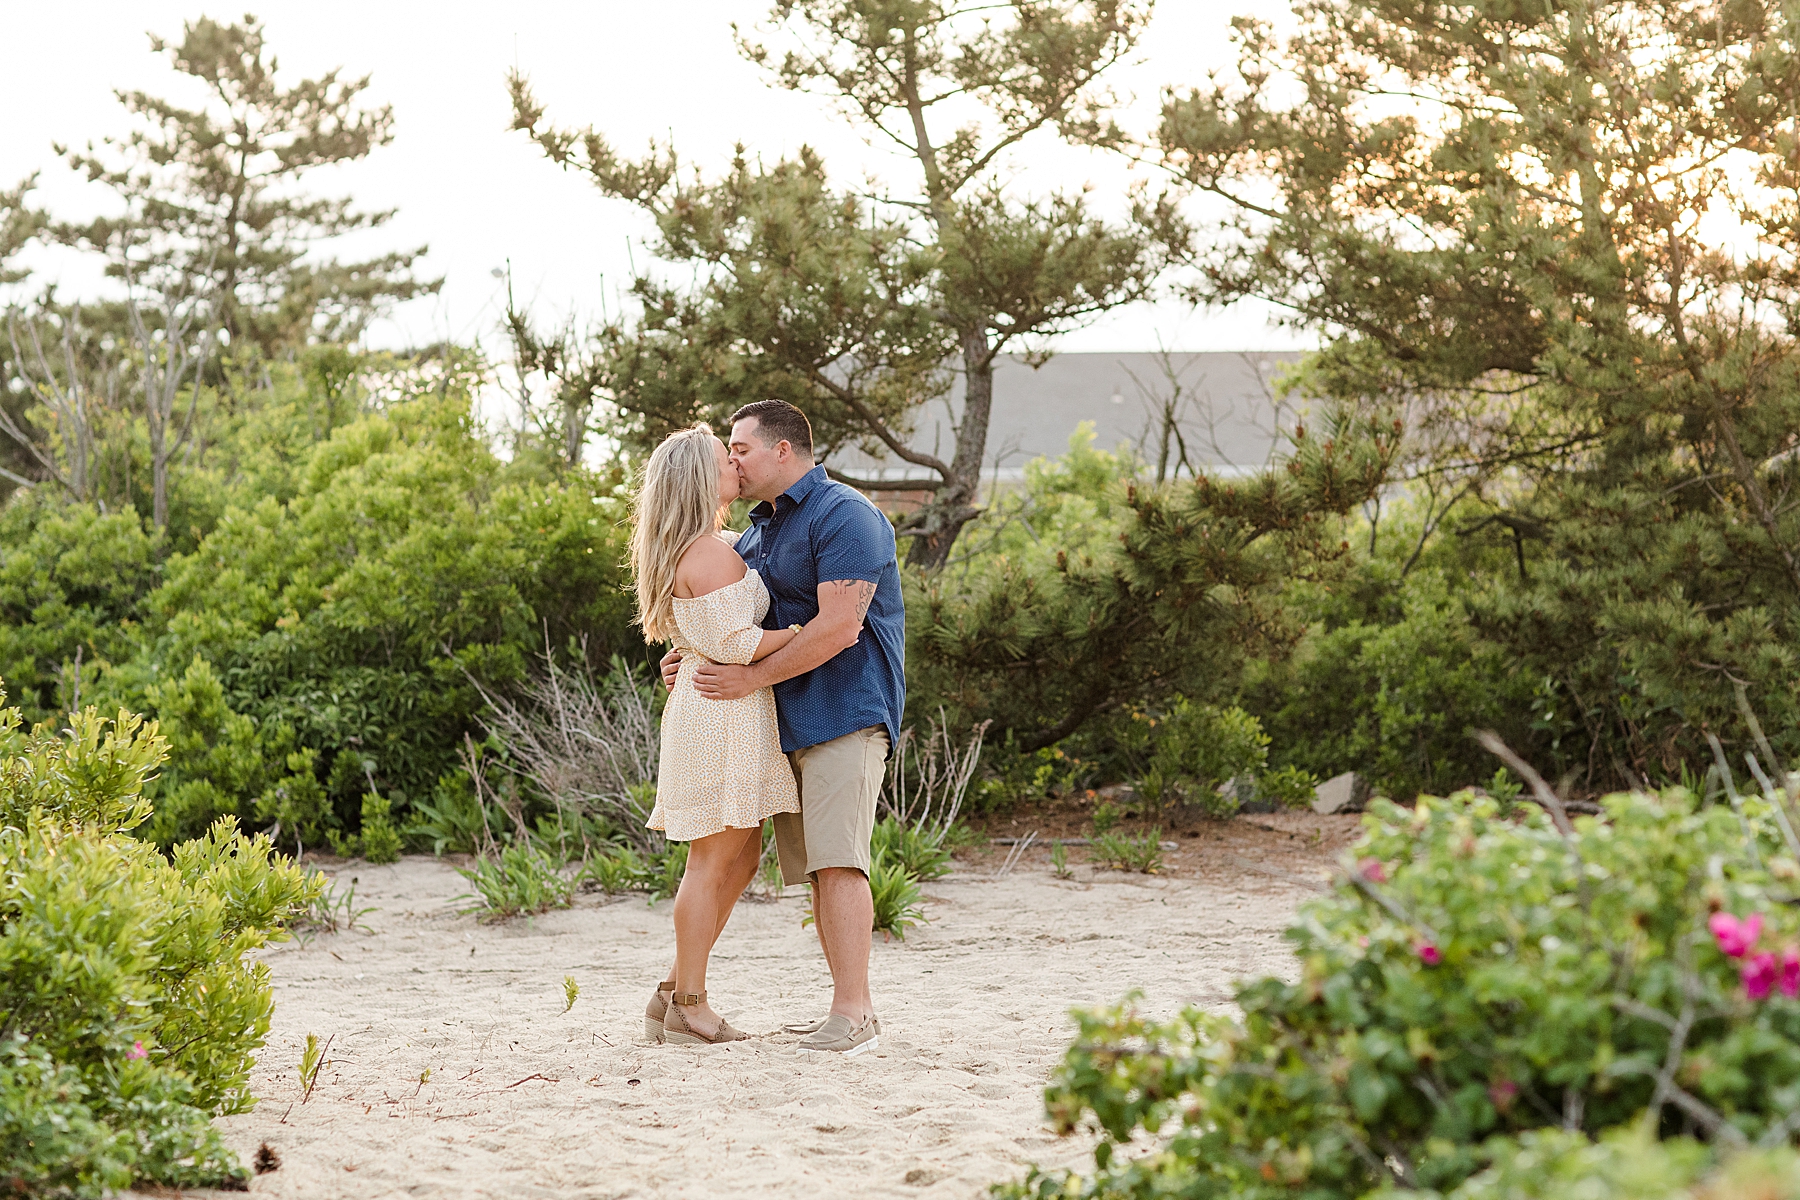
xmin=661 ymin=824 xmax=767 ymax=984
xmin=671 ymin=825 xmax=760 ymax=1036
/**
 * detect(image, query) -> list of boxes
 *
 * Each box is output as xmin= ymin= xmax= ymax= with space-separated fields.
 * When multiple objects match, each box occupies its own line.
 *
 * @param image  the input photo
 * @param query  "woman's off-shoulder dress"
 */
xmin=647 ymin=541 xmax=800 ymax=841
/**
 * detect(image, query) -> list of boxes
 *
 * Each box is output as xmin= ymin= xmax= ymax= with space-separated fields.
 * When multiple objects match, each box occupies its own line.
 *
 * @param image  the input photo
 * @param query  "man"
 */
xmin=660 ymin=399 xmax=905 ymax=1057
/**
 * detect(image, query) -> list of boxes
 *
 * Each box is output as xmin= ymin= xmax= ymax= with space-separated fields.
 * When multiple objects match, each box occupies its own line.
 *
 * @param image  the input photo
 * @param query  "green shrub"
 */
xmin=580 ymin=845 xmax=648 ymax=894
xmin=406 ymin=770 xmax=488 ymax=855
xmin=868 ymin=853 xmax=925 ymax=940
xmin=356 ymin=793 xmax=402 ymax=863
xmin=1133 ymin=698 xmax=1271 ymax=817
xmin=0 ymin=696 xmax=318 ymax=1194
xmin=1258 ymin=763 xmax=1320 ymax=809
xmin=454 ymin=841 xmax=573 ymax=920
xmin=1089 ymin=827 xmax=1163 ymax=874
xmin=870 ymin=816 xmax=953 ymax=881
xmin=1002 ymin=786 xmax=1800 ymax=1200
xmin=646 ymin=841 xmax=688 ymax=903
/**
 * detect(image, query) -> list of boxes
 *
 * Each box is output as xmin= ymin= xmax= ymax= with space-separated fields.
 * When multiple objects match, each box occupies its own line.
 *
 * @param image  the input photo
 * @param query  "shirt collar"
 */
xmin=751 ymin=464 xmax=828 ymax=522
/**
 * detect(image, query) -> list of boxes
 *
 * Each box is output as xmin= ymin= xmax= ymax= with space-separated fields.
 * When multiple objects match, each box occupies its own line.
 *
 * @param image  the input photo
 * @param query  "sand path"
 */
xmin=209 ymin=827 xmax=1340 ymax=1199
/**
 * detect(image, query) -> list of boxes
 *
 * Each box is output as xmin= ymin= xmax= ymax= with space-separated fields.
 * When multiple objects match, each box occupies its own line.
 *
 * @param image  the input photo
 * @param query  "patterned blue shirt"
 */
xmin=735 ymin=465 xmax=906 ymax=756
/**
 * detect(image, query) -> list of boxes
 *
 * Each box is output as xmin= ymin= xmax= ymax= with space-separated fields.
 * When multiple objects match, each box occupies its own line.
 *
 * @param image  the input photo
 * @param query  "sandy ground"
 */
xmin=194 ymin=816 xmax=1359 ymax=1200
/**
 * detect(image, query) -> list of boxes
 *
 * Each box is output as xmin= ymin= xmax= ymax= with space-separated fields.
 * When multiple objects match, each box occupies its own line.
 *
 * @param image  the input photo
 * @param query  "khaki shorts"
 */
xmin=773 ymin=726 xmax=889 ymax=885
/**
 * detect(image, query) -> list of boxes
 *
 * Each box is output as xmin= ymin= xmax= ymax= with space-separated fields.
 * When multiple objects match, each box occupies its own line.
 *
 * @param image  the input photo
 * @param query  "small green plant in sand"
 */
xmin=646 ymin=841 xmax=688 ymax=903
xmin=454 ymin=842 xmax=573 ymax=920
xmin=297 ymin=1034 xmax=331 ymax=1102
xmin=1090 ymin=828 xmax=1163 ymax=874
xmin=580 ymin=845 xmax=648 ymax=894
xmin=293 ymin=872 xmax=375 ymax=943
xmin=1050 ymin=841 xmax=1073 ymax=879
xmin=562 ymin=975 xmax=580 ymax=1012
xmin=1089 ymin=801 xmax=1122 ymax=835
xmin=869 ymin=854 xmax=926 ymax=940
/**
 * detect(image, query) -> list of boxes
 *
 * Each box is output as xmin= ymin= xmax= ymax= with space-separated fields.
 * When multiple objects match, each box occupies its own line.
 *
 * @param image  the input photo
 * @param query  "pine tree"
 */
xmin=1157 ymin=0 xmax=1800 ymax=776
xmin=510 ymin=1 xmax=1183 ymax=566
xmin=56 ymin=14 xmax=438 ymax=354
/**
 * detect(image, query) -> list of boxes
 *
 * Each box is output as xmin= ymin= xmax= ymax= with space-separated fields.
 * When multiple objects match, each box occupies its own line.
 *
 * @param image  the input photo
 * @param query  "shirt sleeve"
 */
xmin=673 ymin=582 xmax=765 ymax=665
xmin=813 ymin=495 xmax=896 ymax=584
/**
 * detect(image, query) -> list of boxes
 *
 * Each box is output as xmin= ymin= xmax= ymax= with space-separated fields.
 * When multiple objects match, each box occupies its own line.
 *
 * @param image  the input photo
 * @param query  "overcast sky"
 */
xmin=1 ymin=2 xmax=1308 ymax=356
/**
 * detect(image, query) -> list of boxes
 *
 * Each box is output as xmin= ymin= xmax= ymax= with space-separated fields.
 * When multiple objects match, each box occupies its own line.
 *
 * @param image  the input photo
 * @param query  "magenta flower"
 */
xmin=1417 ymin=943 xmax=1442 ymax=966
xmin=127 ymin=1041 xmax=147 ymax=1061
xmin=1358 ymin=858 xmax=1388 ymax=883
xmin=1711 ymin=911 xmax=1764 ymax=958
xmin=1744 ymin=952 xmax=1779 ymax=1000
xmin=1782 ymin=949 xmax=1800 ymax=999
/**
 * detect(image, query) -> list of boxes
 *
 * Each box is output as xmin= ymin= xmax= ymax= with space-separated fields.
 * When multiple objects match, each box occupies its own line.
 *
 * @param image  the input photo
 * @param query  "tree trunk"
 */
xmin=149 ymin=413 xmax=169 ymax=530
xmin=906 ymin=328 xmax=994 ymax=569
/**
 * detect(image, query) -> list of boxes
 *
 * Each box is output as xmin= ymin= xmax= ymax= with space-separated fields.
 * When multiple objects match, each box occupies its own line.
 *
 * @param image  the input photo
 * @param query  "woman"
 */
xmin=628 ymin=423 xmax=799 ymax=1046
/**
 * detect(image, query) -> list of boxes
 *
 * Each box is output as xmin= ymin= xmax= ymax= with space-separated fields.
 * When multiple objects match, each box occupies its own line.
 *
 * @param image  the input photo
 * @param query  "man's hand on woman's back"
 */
xmin=660 ymin=647 xmax=682 ymax=690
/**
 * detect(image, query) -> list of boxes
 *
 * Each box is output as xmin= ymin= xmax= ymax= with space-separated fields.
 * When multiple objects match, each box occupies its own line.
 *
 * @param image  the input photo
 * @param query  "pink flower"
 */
xmin=1487 ymin=1080 xmax=1518 ymax=1111
xmin=1356 ymin=936 xmax=1370 ymax=949
xmin=1418 ymin=943 xmax=1442 ymax=966
xmin=1744 ymin=952 xmax=1779 ymax=1000
xmin=127 ymin=1041 xmax=147 ymax=1061
xmin=1358 ymin=858 xmax=1388 ymax=884
xmin=1711 ymin=911 xmax=1764 ymax=958
xmin=1782 ymin=949 xmax=1800 ymax=999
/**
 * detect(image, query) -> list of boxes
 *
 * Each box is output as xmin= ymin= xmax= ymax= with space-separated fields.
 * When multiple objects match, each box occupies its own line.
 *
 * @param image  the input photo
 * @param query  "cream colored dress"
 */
xmin=647 ymin=538 xmax=800 ymax=841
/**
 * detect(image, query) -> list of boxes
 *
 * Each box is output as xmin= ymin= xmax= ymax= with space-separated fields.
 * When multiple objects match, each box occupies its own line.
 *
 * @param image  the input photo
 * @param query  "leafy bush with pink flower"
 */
xmin=1000 ymin=784 xmax=1800 ymax=1200
xmin=0 ymin=691 xmax=318 ymax=1196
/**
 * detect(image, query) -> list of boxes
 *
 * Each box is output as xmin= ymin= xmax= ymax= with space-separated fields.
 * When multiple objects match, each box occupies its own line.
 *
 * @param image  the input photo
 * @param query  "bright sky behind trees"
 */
xmin=1 ymin=1 xmax=1304 ymax=356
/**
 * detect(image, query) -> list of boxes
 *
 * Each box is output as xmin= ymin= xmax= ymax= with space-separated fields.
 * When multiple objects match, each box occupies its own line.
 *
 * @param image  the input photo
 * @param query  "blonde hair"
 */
xmin=629 ymin=424 xmax=724 ymax=643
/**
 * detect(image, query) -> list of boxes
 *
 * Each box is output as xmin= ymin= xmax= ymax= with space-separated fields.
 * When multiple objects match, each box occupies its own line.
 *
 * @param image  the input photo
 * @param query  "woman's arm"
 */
xmin=749 ymin=626 xmax=796 ymax=661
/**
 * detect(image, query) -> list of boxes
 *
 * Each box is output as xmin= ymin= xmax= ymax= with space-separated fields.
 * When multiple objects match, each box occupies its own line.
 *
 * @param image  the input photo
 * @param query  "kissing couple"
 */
xmin=626 ymin=399 xmax=905 ymax=1057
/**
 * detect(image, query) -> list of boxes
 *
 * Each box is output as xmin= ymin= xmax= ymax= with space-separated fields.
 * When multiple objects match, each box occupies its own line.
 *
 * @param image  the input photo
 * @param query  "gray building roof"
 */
xmin=824 ymin=351 xmax=1305 ymax=485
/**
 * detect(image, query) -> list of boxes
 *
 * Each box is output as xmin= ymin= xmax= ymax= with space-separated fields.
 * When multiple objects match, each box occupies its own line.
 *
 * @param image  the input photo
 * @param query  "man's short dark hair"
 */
xmin=729 ymin=399 xmax=813 ymax=457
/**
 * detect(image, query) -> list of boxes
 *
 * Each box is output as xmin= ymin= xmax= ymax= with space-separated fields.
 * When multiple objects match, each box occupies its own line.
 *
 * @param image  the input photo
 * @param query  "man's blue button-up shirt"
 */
xmin=735 ymin=465 xmax=906 ymax=756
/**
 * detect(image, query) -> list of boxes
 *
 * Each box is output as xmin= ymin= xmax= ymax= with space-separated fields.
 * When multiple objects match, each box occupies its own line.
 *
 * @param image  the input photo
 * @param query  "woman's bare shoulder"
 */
xmin=674 ymin=533 xmax=749 ymax=598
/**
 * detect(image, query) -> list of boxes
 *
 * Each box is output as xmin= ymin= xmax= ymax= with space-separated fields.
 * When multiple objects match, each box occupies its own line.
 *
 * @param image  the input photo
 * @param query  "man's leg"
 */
xmin=813 ymin=866 xmax=873 ymax=1021
xmin=788 ymin=727 xmax=887 ymax=1046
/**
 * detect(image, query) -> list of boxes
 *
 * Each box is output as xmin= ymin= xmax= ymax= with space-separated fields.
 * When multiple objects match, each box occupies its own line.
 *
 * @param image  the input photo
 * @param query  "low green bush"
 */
xmin=0 ymin=695 xmax=318 ymax=1195
xmin=580 ymin=844 xmax=649 ymax=894
xmin=1003 ymin=785 xmax=1800 ymax=1200
xmin=871 ymin=816 xmax=953 ymax=881
xmin=453 ymin=841 xmax=573 ymax=920
xmin=869 ymin=853 xmax=926 ymax=940
xmin=1121 ymin=698 xmax=1273 ymax=819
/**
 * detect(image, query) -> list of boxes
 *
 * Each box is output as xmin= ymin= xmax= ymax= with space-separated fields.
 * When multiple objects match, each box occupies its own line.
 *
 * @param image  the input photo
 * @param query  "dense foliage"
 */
xmin=0 ymin=694 xmax=317 ymax=1194
xmin=1004 ymin=785 xmax=1800 ymax=1199
xmin=0 ymin=358 xmax=639 ymax=852
xmin=1155 ymin=0 xmax=1800 ymax=788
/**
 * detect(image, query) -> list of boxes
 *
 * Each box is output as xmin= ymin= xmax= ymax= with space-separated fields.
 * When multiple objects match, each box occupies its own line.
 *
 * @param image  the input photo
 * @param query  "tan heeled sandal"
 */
xmin=644 ymin=980 xmax=675 ymax=1043
xmin=662 ymin=991 xmax=749 ymax=1046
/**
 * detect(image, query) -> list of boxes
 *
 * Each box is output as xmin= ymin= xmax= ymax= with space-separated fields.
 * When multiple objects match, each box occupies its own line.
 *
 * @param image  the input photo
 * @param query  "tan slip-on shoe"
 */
xmin=795 ymin=1013 xmax=880 ymax=1057
xmin=782 ymin=1015 xmax=829 ymax=1035
xmin=663 ymin=991 xmax=751 ymax=1046
xmin=644 ymin=980 xmax=675 ymax=1043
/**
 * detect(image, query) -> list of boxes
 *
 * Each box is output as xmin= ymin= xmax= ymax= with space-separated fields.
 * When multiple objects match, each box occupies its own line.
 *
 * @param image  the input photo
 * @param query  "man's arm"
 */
xmin=691 ymin=579 xmax=875 ymax=701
